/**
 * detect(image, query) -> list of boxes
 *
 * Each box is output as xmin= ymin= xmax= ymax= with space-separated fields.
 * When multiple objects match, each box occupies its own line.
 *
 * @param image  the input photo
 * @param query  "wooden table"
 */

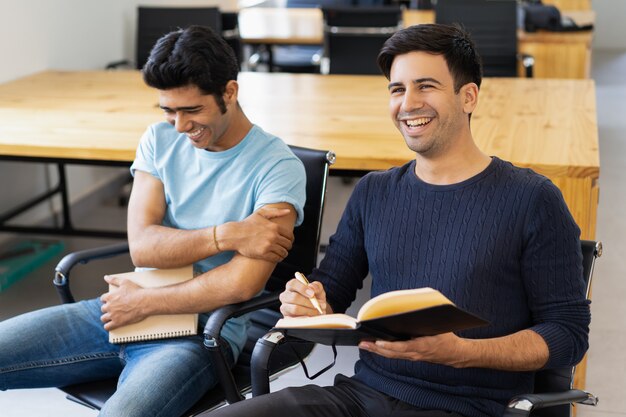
xmin=238 ymin=7 xmax=594 ymax=79
xmin=0 ymin=69 xmax=599 ymax=386
xmin=0 ymin=70 xmax=599 ymax=237
xmin=544 ymin=0 xmax=592 ymax=11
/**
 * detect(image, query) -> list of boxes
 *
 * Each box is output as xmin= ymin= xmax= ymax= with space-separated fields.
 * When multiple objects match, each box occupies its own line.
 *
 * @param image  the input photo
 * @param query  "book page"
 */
xmin=356 ymin=287 xmax=452 ymax=322
xmin=108 ymin=265 xmax=198 ymax=344
xmin=275 ymin=313 xmax=358 ymax=329
xmin=110 ymin=265 xmax=194 ymax=289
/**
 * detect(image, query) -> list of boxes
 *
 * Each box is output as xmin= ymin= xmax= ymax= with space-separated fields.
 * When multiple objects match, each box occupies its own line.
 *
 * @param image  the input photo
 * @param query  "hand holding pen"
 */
xmin=294 ymin=272 xmax=325 ymax=315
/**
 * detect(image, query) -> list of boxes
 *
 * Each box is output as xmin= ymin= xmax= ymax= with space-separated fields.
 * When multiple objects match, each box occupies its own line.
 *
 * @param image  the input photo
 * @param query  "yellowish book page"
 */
xmin=275 ymin=313 xmax=358 ymax=329
xmin=356 ymin=287 xmax=452 ymax=322
xmin=110 ymin=265 xmax=194 ymax=288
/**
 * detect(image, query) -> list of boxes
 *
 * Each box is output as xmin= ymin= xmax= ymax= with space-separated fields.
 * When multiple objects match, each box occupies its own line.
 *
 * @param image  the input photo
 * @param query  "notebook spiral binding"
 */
xmin=111 ymin=329 xmax=195 ymax=344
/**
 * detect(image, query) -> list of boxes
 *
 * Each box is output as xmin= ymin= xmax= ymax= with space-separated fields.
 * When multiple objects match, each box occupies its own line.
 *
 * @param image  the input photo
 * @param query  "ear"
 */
xmin=460 ymin=83 xmax=479 ymax=114
xmin=223 ymin=80 xmax=239 ymax=106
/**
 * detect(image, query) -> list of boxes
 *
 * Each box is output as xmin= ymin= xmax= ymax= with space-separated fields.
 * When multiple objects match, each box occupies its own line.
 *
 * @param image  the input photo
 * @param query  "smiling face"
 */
xmin=388 ymin=51 xmax=476 ymax=158
xmin=159 ymin=82 xmax=239 ymax=152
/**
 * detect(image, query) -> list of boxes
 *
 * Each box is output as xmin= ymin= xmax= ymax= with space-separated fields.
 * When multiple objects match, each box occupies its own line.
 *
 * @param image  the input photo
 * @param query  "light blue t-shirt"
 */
xmin=129 ymin=122 xmax=306 ymax=358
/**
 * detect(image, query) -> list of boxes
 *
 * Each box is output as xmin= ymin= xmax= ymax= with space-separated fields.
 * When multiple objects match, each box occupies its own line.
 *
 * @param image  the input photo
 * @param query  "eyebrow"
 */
xmin=387 ymin=77 xmax=443 ymax=90
xmin=159 ymin=105 xmax=203 ymax=112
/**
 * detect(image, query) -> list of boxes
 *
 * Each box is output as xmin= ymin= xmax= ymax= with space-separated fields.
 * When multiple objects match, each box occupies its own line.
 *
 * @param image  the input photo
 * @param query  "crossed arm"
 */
xmin=100 ymin=170 xmax=297 ymax=331
xmin=280 ymin=279 xmax=550 ymax=372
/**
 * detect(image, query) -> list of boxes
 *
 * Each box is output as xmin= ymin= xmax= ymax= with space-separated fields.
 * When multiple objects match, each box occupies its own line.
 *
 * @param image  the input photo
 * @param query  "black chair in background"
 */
xmin=435 ymin=0 xmax=535 ymax=77
xmin=52 ymin=146 xmax=336 ymax=415
xmin=250 ymin=240 xmax=602 ymax=417
xmin=221 ymin=11 xmax=243 ymax=69
xmin=321 ymin=6 xmax=402 ymax=74
xmin=249 ymin=0 xmax=352 ymax=73
xmin=107 ymin=7 xmax=223 ymax=70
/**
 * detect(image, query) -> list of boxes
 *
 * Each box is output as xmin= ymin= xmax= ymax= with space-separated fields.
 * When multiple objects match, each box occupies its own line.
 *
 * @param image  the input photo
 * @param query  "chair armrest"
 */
xmin=203 ymin=292 xmax=280 ymax=342
xmin=251 ymin=330 xmax=287 ymax=397
xmin=202 ymin=292 xmax=281 ymax=405
xmin=53 ymin=242 xmax=130 ymax=304
xmin=503 ymin=389 xmax=598 ymax=417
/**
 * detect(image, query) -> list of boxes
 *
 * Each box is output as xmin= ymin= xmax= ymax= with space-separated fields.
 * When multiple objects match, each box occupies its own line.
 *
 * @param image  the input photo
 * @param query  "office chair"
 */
xmin=52 ymin=146 xmax=336 ymax=415
xmin=435 ymin=0 xmax=535 ymax=78
xmin=321 ymin=6 xmax=402 ymax=74
xmin=250 ymin=240 xmax=602 ymax=417
xmin=106 ymin=7 xmax=222 ymax=70
xmin=249 ymin=0 xmax=352 ymax=74
xmin=221 ymin=12 xmax=243 ymax=69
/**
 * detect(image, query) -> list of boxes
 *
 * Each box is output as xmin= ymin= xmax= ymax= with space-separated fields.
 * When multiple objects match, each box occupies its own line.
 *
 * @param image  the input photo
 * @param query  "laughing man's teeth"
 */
xmin=187 ymin=127 xmax=205 ymax=139
xmin=406 ymin=118 xmax=431 ymax=127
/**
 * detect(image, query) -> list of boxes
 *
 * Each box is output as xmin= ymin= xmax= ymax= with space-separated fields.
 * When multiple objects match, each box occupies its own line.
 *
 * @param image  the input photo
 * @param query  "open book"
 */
xmin=108 ymin=265 xmax=198 ymax=344
xmin=274 ymin=287 xmax=488 ymax=346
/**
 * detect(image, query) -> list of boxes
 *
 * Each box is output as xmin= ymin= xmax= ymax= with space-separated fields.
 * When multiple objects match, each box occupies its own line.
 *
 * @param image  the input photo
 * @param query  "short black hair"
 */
xmin=142 ymin=25 xmax=238 ymax=113
xmin=378 ymin=24 xmax=482 ymax=93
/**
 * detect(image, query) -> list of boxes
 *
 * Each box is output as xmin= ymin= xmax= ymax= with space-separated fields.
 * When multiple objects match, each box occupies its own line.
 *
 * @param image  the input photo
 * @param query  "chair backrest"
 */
xmin=221 ymin=11 xmax=242 ymax=67
xmin=531 ymin=240 xmax=601 ymax=417
xmin=187 ymin=146 xmax=334 ymax=414
xmin=322 ymin=6 xmax=402 ymax=74
xmin=135 ymin=7 xmax=221 ymax=70
xmin=240 ymin=145 xmax=333 ymax=384
xmin=435 ymin=0 xmax=518 ymax=77
xmin=264 ymin=146 xmax=334 ymax=292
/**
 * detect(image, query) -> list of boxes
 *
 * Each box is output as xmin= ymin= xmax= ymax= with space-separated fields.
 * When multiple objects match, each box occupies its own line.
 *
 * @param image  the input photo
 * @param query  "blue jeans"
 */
xmin=0 ymin=298 xmax=234 ymax=417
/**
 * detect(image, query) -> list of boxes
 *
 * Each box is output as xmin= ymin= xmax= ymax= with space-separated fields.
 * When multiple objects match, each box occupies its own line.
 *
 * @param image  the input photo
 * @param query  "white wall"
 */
xmin=0 ymin=0 xmax=122 ymax=83
xmin=591 ymin=0 xmax=626 ymax=50
xmin=0 ymin=0 xmax=128 ymax=226
xmin=0 ymin=0 xmax=234 ymax=227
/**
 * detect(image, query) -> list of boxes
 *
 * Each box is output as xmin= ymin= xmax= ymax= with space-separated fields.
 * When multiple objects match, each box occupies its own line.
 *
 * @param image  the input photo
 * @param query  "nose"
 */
xmin=401 ymin=90 xmax=424 ymax=114
xmin=173 ymin=112 xmax=192 ymax=133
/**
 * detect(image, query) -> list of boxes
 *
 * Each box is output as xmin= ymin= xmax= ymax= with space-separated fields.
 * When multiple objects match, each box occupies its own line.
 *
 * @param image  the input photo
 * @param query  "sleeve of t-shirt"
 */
xmin=522 ymin=179 xmax=591 ymax=369
xmin=254 ymin=156 xmax=306 ymax=227
xmin=129 ymin=126 xmax=159 ymax=179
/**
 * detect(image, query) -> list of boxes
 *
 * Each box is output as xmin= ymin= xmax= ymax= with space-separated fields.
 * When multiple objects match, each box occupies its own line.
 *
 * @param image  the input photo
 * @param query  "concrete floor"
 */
xmin=0 ymin=49 xmax=625 ymax=416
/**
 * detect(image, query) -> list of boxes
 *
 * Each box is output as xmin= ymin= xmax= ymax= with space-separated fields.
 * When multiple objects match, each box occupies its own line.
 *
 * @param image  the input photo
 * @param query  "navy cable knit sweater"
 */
xmin=311 ymin=157 xmax=590 ymax=417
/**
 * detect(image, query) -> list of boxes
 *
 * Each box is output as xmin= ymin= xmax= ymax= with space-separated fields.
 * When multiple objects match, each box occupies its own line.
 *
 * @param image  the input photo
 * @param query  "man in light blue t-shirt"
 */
xmin=0 ymin=26 xmax=305 ymax=417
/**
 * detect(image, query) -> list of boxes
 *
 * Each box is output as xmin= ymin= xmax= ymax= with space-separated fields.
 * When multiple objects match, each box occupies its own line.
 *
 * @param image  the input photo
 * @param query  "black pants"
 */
xmin=210 ymin=374 xmax=464 ymax=417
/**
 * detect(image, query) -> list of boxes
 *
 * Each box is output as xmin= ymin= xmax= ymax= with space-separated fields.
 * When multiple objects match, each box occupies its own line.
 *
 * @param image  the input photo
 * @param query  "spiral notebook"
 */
xmin=108 ymin=265 xmax=198 ymax=344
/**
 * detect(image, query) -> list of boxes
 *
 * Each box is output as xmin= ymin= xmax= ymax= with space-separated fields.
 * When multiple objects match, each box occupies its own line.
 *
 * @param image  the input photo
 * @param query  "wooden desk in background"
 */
xmin=518 ymin=10 xmax=595 ymax=79
xmin=238 ymin=7 xmax=595 ymax=79
xmin=0 ymin=70 xmax=599 ymax=238
xmin=543 ymin=0 xmax=592 ymax=11
xmin=0 ymin=70 xmax=599 ymax=388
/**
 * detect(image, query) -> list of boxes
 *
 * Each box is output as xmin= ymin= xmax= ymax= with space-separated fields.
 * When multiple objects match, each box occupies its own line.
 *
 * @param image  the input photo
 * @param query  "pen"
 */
xmin=294 ymin=272 xmax=324 ymax=315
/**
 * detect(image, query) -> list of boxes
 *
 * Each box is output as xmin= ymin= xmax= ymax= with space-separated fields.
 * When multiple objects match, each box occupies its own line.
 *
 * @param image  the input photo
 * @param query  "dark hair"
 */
xmin=142 ymin=25 xmax=239 ymax=114
xmin=377 ymin=24 xmax=482 ymax=93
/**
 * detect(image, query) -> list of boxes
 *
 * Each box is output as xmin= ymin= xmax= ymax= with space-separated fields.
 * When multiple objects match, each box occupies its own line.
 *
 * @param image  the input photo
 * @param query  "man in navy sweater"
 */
xmin=210 ymin=24 xmax=590 ymax=417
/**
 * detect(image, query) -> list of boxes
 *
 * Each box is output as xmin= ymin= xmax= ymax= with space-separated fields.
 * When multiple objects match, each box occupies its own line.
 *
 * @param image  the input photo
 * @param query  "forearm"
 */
xmin=129 ymin=204 xmax=295 ymax=268
xmin=362 ymin=328 xmax=549 ymax=372
xmin=456 ymin=329 xmax=549 ymax=371
xmin=129 ymin=224 xmax=218 ymax=268
xmin=140 ymin=255 xmax=274 ymax=315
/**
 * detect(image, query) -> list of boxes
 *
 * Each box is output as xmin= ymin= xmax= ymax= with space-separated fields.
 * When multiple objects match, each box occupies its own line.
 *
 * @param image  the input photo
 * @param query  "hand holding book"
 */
xmin=101 ymin=275 xmax=150 ymax=331
xmin=275 ymin=287 xmax=488 ymax=346
xmin=358 ymin=330 xmax=470 ymax=367
xmin=103 ymin=266 xmax=198 ymax=344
